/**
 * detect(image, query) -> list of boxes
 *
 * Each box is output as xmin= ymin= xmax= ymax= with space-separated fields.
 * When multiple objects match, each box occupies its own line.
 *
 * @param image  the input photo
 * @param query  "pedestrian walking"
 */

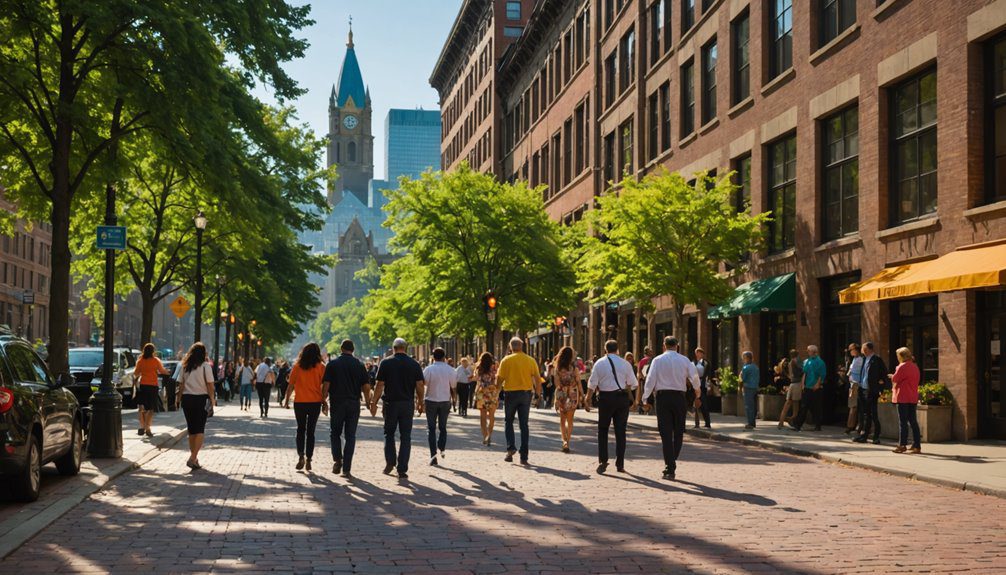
xmin=890 ymin=347 xmax=922 ymax=454
xmin=474 ymin=352 xmax=499 ymax=446
xmin=740 ymin=352 xmax=760 ymax=429
xmin=175 ymin=342 xmax=216 ymax=470
xmin=792 ymin=346 xmax=826 ymax=432
xmin=552 ymin=346 xmax=580 ymax=453
xmin=778 ymin=357 xmax=802 ymax=429
xmin=640 ymin=336 xmax=700 ymax=481
xmin=455 ymin=357 xmax=474 ymax=418
xmin=497 ymin=337 xmax=544 ymax=465
xmin=854 ymin=342 xmax=890 ymax=444
xmin=255 ymin=357 xmax=275 ymax=418
xmin=236 ymin=358 xmax=254 ymax=411
xmin=283 ymin=343 xmax=326 ymax=472
xmin=583 ymin=340 xmax=638 ymax=474
xmin=693 ymin=348 xmax=712 ymax=429
xmin=369 ymin=338 xmax=424 ymax=479
xmin=322 ymin=339 xmax=372 ymax=478
xmin=423 ymin=347 xmax=456 ymax=466
xmin=636 ymin=347 xmax=654 ymax=415
xmin=133 ymin=343 xmax=168 ymax=438
xmin=275 ymin=359 xmax=290 ymax=404
xmin=846 ymin=343 xmax=865 ymax=434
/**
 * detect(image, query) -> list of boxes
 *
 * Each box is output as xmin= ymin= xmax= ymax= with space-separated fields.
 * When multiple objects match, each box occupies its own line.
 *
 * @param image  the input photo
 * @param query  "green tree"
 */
xmin=310 ymin=298 xmax=377 ymax=357
xmin=577 ymin=170 xmax=769 ymax=333
xmin=0 ymin=0 xmax=313 ymax=374
xmin=366 ymin=163 xmax=576 ymax=349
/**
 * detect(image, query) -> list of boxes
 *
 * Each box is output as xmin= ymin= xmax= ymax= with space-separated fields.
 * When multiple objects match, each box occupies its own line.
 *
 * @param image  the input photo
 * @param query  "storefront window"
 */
xmin=763 ymin=312 xmax=796 ymax=383
xmin=713 ymin=317 xmax=738 ymax=374
xmin=891 ymin=297 xmax=939 ymax=383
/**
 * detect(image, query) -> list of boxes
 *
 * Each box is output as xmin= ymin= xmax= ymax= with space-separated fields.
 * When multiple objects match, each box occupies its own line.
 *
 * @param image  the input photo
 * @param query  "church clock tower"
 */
xmin=327 ymin=24 xmax=374 ymax=205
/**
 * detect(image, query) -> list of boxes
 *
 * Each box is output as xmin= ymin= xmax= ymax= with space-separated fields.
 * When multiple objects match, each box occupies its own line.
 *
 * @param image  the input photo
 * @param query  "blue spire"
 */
xmin=336 ymin=23 xmax=366 ymax=109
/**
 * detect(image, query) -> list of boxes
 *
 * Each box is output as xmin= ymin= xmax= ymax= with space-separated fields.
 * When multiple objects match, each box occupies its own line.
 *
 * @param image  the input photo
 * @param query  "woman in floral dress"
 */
xmin=552 ymin=346 xmax=580 ymax=453
xmin=474 ymin=352 xmax=499 ymax=446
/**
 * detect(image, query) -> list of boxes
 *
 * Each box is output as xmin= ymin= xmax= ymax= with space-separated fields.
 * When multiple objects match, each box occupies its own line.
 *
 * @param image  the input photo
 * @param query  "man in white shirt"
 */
xmin=641 ymin=336 xmax=700 ymax=480
xmin=422 ymin=347 xmax=457 ymax=466
xmin=584 ymin=340 xmax=639 ymax=474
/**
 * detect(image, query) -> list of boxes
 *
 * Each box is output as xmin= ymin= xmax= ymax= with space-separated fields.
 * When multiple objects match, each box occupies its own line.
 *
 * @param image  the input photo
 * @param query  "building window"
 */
xmin=348 ymin=141 xmax=356 ymax=162
xmin=682 ymin=0 xmax=695 ymax=35
xmin=987 ymin=36 xmax=1006 ymax=203
xmin=563 ymin=119 xmax=573 ymax=186
xmin=648 ymin=92 xmax=659 ymax=161
xmin=733 ymin=154 xmax=752 ymax=212
xmin=506 ymin=1 xmax=521 ymax=20
xmin=542 ymin=143 xmax=550 ymax=189
xmin=820 ymin=0 xmax=855 ymax=46
xmin=574 ymin=103 xmax=586 ymax=173
xmin=823 ymin=106 xmax=859 ymax=240
xmin=659 ymin=82 xmax=671 ymax=152
xmin=770 ymin=0 xmax=793 ymax=79
xmin=603 ymin=132 xmax=616 ymax=184
xmin=891 ymin=69 xmax=937 ymax=224
xmin=604 ymin=52 xmax=617 ymax=107
xmin=620 ymin=119 xmax=634 ymax=175
xmin=701 ymin=40 xmax=717 ymax=124
xmin=605 ymin=0 xmax=615 ymax=29
xmin=619 ymin=28 xmax=635 ymax=92
xmin=768 ymin=135 xmax=797 ymax=253
xmin=681 ymin=60 xmax=695 ymax=137
xmin=649 ymin=1 xmax=664 ymax=68
xmin=892 ymin=298 xmax=939 ymax=383
xmin=552 ymin=132 xmax=562 ymax=191
xmin=504 ymin=26 xmax=523 ymax=38
xmin=732 ymin=11 xmax=750 ymax=104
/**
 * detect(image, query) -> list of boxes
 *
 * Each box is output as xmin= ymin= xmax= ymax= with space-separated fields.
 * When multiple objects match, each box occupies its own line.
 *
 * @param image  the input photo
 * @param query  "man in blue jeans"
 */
xmin=740 ymin=351 xmax=760 ymax=429
xmin=369 ymin=338 xmax=425 ymax=479
xmin=496 ymin=337 xmax=543 ymax=465
xmin=422 ymin=347 xmax=457 ymax=466
xmin=322 ymin=339 xmax=372 ymax=478
xmin=793 ymin=345 xmax=827 ymax=432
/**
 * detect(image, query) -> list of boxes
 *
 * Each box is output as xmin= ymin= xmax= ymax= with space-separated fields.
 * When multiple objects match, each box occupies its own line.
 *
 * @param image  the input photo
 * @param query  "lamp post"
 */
xmin=193 ymin=211 xmax=208 ymax=343
xmin=212 ymin=275 xmax=223 ymax=367
xmin=227 ymin=314 xmax=235 ymax=363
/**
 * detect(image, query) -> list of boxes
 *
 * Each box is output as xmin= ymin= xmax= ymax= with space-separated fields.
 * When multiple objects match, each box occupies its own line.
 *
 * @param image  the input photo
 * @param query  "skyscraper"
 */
xmin=385 ymin=109 xmax=441 ymax=184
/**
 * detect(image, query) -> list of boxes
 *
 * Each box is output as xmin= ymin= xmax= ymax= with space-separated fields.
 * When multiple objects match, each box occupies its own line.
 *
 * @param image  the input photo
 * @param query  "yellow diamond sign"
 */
xmin=170 ymin=296 xmax=191 ymax=319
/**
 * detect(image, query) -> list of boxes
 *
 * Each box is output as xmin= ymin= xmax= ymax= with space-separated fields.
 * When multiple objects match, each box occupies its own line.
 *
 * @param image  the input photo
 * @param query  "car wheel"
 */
xmin=11 ymin=435 xmax=42 ymax=502
xmin=55 ymin=419 xmax=83 ymax=476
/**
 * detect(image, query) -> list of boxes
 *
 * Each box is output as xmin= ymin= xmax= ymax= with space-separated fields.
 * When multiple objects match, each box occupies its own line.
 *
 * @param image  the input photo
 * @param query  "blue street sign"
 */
xmin=96 ymin=225 xmax=127 ymax=250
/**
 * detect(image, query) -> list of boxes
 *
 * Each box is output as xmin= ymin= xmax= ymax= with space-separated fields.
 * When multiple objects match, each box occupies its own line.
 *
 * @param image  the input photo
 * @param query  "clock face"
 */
xmin=343 ymin=115 xmax=358 ymax=130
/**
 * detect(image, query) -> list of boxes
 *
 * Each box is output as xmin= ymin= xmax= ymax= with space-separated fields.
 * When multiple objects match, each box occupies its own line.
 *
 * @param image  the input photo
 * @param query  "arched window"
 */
xmin=334 ymin=143 xmax=340 ymax=163
xmin=348 ymin=141 xmax=357 ymax=162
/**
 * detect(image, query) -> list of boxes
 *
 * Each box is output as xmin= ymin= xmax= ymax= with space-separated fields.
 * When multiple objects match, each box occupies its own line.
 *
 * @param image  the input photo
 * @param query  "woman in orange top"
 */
xmin=133 ymin=343 xmax=168 ymax=438
xmin=283 ymin=342 xmax=327 ymax=471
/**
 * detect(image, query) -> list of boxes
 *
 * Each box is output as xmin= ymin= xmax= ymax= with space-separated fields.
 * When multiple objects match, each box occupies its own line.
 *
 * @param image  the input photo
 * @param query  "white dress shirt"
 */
xmin=588 ymin=354 xmax=639 ymax=392
xmin=423 ymin=361 xmax=457 ymax=402
xmin=641 ymin=350 xmax=699 ymax=401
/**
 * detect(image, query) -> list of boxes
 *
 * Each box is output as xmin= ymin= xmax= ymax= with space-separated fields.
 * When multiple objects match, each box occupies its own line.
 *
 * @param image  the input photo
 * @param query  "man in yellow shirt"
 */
xmin=496 ymin=337 xmax=543 ymax=465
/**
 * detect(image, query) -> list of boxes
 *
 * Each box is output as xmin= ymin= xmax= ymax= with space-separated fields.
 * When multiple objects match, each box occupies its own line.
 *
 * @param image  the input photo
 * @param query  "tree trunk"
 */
xmin=140 ymin=290 xmax=154 ymax=346
xmin=47 ymin=194 xmax=72 ymax=375
xmin=671 ymin=303 xmax=685 ymax=346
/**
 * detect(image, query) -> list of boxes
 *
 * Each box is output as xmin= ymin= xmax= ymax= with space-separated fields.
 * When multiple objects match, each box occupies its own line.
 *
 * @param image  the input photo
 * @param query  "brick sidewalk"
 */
xmin=2 ymin=404 xmax=1004 ymax=574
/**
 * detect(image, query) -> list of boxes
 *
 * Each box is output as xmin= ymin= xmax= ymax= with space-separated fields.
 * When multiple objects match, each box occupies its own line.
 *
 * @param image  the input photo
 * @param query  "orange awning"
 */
xmin=840 ymin=241 xmax=1006 ymax=303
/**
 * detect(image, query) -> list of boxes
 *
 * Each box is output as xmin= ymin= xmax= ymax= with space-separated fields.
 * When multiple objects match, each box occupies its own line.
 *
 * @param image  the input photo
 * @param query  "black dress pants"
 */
xmin=597 ymin=391 xmax=631 ymax=468
xmin=655 ymin=390 xmax=687 ymax=473
xmin=860 ymin=390 xmax=881 ymax=440
xmin=794 ymin=387 xmax=823 ymax=430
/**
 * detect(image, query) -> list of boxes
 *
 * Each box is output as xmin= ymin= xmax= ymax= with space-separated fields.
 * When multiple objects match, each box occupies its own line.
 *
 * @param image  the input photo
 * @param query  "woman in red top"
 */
xmin=283 ymin=342 xmax=326 ymax=471
xmin=890 ymin=346 xmax=922 ymax=454
xmin=133 ymin=343 xmax=168 ymax=438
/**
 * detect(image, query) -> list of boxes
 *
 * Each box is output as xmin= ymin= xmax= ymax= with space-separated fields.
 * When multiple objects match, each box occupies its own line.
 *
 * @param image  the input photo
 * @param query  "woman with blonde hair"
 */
xmin=890 ymin=347 xmax=922 ymax=454
xmin=473 ymin=352 xmax=499 ymax=446
xmin=552 ymin=346 xmax=580 ymax=453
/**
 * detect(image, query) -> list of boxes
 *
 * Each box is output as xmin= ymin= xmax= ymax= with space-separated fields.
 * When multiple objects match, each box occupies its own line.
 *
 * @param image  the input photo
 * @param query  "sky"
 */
xmin=256 ymin=0 xmax=463 ymax=179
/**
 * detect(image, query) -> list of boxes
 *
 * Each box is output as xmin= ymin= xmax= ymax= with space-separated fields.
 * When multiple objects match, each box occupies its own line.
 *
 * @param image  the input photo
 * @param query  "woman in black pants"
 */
xmin=175 ymin=343 xmax=215 ymax=470
xmin=283 ymin=343 xmax=327 ymax=471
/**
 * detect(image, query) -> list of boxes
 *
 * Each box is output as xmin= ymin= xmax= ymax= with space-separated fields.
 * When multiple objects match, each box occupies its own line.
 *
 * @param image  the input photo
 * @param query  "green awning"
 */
xmin=707 ymin=273 xmax=796 ymax=320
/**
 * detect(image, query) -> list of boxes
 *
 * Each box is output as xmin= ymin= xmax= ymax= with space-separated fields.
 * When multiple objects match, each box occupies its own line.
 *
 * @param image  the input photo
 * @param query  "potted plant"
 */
xmin=877 ymin=382 xmax=954 ymax=442
xmin=718 ymin=367 xmax=739 ymax=416
xmin=757 ymin=384 xmax=785 ymax=421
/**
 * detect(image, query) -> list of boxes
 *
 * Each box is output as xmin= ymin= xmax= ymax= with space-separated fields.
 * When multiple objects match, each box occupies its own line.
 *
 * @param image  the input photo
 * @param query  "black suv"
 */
xmin=0 ymin=330 xmax=83 ymax=501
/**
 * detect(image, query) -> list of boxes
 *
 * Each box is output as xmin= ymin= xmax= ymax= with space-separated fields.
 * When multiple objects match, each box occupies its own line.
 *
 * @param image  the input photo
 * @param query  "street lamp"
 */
xmin=212 ymin=275 xmax=223 ymax=367
xmin=193 ymin=211 xmax=208 ymax=343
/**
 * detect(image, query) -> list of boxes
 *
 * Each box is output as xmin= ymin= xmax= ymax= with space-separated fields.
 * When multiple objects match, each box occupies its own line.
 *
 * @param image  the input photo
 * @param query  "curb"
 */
xmin=543 ymin=411 xmax=1006 ymax=500
xmin=0 ymin=416 xmax=191 ymax=559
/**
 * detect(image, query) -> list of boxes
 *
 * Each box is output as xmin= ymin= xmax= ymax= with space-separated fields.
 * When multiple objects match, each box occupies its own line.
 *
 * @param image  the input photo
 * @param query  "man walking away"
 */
xmin=455 ymin=357 xmax=473 ymax=417
xmin=584 ymin=340 xmax=638 ymax=474
xmin=255 ymin=357 xmax=275 ymax=418
xmin=423 ymin=348 xmax=457 ymax=466
xmin=792 ymin=345 xmax=826 ymax=431
xmin=854 ymin=342 xmax=889 ymax=444
xmin=237 ymin=359 xmax=254 ymax=411
xmin=740 ymin=352 xmax=760 ymax=430
xmin=323 ymin=339 xmax=372 ymax=478
xmin=369 ymin=338 xmax=425 ymax=479
xmin=641 ymin=336 xmax=700 ymax=481
xmin=693 ymin=348 xmax=712 ymax=429
xmin=497 ymin=337 xmax=543 ymax=465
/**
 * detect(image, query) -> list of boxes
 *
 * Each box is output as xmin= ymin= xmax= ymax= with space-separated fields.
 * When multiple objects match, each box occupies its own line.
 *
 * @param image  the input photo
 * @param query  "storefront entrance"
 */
xmin=978 ymin=292 xmax=1006 ymax=439
xmin=822 ymin=275 xmax=862 ymax=423
xmin=762 ymin=312 xmax=796 ymax=386
xmin=890 ymin=298 xmax=939 ymax=383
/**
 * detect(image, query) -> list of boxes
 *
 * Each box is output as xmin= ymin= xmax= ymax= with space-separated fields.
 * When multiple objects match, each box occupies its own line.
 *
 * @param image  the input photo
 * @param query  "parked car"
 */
xmin=161 ymin=360 xmax=180 ymax=411
xmin=0 ymin=329 xmax=83 ymax=502
xmin=68 ymin=347 xmax=137 ymax=407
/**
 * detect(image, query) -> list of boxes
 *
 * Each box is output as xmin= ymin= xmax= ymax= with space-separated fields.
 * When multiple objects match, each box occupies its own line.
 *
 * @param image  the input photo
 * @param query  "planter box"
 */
xmin=721 ymin=392 xmax=738 ymax=416
xmin=758 ymin=394 xmax=785 ymax=421
xmin=878 ymin=403 xmax=953 ymax=443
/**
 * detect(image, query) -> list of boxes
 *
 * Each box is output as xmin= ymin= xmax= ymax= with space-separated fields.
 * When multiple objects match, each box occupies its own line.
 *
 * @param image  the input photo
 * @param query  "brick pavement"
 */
xmin=2 ymin=404 xmax=1004 ymax=574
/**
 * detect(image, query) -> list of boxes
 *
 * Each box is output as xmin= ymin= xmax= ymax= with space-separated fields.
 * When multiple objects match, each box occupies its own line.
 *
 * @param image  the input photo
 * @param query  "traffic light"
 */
xmin=484 ymin=290 xmax=498 ymax=320
xmin=486 ymin=291 xmax=497 ymax=310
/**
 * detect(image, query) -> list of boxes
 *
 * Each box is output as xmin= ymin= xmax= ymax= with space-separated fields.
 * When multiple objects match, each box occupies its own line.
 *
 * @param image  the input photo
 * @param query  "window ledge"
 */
xmin=644 ymin=148 xmax=674 ymax=171
xmin=872 ymin=0 xmax=906 ymax=21
xmin=760 ymin=248 xmax=796 ymax=264
xmin=875 ymin=216 xmax=941 ymax=241
xmin=814 ymin=234 xmax=862 ymax=253
xmin=809 ymin=24 xmax=861 ymax=66
xmin=645 ymin=48 xmax=677 ymax=82
xmin=760 ymin=68 xmax=795 ymax=97
xmin=679 ymin=132 xmax=698 ymax=148
xmin=599 ymin=83 xmax=637 ymax=125
xmin=964 ymin=200 xmax=1006 ymax=220
xmin=697 ymin=117 xmax=720 ymax=135
xmin=727 ymin=96 xmax=754 ymax=118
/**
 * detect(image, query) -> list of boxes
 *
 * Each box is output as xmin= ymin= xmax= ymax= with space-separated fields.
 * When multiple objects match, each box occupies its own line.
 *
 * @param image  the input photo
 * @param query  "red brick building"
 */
xmin=438 ymin=0 xmax=1006 ymax=439
xmin=0 ymin=191 xmax=51 ymax=344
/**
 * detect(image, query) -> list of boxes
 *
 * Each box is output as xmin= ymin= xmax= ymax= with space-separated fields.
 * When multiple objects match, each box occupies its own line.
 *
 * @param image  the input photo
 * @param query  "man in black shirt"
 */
xmin=369 ymin=337 xmax=425 ymax=479
xmin=321 ymin=339 xmax=372 ymax=478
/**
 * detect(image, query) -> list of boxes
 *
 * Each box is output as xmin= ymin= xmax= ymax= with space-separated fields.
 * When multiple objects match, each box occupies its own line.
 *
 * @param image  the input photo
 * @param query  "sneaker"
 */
xmin=892 ymin=446 xmax=907 ymax=453
xmin=596 ymin=462 xmax=608 ymax=474
xmin=145 ymin=429 xmax=153 ymax=438
xmin=137 ymin=428 xmax=145 ymax=436
xmin=872 ymin=438 xmax=882 ymax=445
xmin=333 ymin=459 xmax=342 ymax=475
xmin=305 ymin=458 xmax=312 ymax=472
xmin=398 ymin=472 xmax=409 ymax=480
xmin=383 ymin=464 xmax=395 ymax=475
xmin=908 ymin=447 xmax=922 ymax=454
xmin=662 ymin=469 xmax=675 ymax=481
xmin=504 ymin=449 xmax=515 ymax=463
xmin=296 ymin=456 xmax=305 ymax=470
xmin=430 ymin=456 xmax=438 ymax=466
